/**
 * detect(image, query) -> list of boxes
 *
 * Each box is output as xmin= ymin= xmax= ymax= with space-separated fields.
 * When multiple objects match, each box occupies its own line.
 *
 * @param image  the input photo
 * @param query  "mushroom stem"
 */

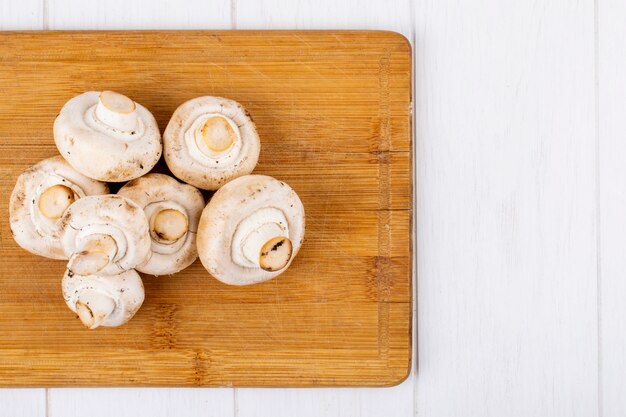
xmin=95 ymin=91 xmax=138 ymax=132
xmin=197 ymin=115 xmax=237 ymax=153
xmin=259 ymin=236 xmax=293 ymax=272
xmin=242 ymin=223 xmax=292 ymax=271
xmin=38 ymin=184 xmax=75 ymax=220
xmin=68 ymin=234 xmax=117 ymax=275
xmin=151 ymin=208 xmax=189 ymax=242
xmin=75 ymin=289 xmax=116 ymax=329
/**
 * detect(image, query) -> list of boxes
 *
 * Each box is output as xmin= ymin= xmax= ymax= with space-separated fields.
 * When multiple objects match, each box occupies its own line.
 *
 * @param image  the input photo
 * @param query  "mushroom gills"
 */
xmin=74 ymin=288 xmax=116 ymax=329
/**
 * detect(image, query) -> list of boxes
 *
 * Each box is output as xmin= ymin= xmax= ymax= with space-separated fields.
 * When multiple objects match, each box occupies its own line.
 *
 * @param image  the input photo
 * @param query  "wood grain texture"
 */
xmin=32 ymin=7 xmax=238 ymax=417
xmin=43 ymin=8 xmax=236 ymax=417
xmin=414 ymin=0 xmax=598 ymax=416
xmin=42 ymin=1 xmax=416 ymax=415
xmin=235 ymin=2 xmax=416 ymax=416
xmin=598 ymin=0 xmax=626 ymax=415
xmin=0 ymin=31 xmax=412 ymax=387
xmin=0 ymin=1 xmax=48 ymax=415
xmin=48 ymin=388 xmax=234 ymax=417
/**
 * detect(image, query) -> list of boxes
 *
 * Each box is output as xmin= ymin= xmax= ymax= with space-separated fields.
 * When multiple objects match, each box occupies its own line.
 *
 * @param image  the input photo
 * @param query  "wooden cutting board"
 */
xmin=0 ymin=31 xmax=412 ymax=387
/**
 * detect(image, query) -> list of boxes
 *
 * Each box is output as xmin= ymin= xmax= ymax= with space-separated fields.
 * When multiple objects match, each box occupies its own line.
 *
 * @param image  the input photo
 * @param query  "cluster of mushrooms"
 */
xmin=9 ymin=91 xmax=305 ymax=329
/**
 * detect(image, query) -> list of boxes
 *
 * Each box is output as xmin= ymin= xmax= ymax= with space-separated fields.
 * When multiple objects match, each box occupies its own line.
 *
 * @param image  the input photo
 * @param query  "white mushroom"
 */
xmin=9 ymin=156 xmax=109 ymax=259
xmin=62 ymin=268 xmax=144 ymax=329
xmin=54 ymin=91 xmax=162 ymax=182
xmin=197 ymin=175 xmax=305 ymax=285
xmin=60 ymin=195 xmax=151 ymax=276
xmin=117 ymin=173 xmax=205 ymax=276
xmin=163 ymin=96 xmax=260 ymax=190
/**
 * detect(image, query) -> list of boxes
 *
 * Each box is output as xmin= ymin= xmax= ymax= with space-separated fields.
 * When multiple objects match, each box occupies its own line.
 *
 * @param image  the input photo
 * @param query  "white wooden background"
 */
xmin=1 ymin=0 xmax=624 ymax=415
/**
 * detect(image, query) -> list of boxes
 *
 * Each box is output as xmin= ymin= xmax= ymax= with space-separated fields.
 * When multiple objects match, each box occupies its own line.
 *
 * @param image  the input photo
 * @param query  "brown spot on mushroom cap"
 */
xmin=10 ymin=156 xmax=109 ymax=260
xmin=162 ymin=96 xmax=259 ymax=190
xmin=195 ymin=174 xmax=305 ymax=285
xmin=9 ymin=191 xmax=26 ymax=214
xmin=243 ymin=108 xmax=254 ymax=122
xmin=116 ymin=173 xmax=205 ymax=276
xmin=54 ymin=91 xmax=162 ymax=182
xmin=56 ymin=210 xmax=72 ymax=231
xmin=60 ymin=194 xmax=151 ymax=275
xmin=71 ymin=284 xmax=124 ymax=329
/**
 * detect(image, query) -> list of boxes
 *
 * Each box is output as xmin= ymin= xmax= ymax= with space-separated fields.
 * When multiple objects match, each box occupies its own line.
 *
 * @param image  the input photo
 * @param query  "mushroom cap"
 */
xmin=197 ymin=175 xmax=305 ymax=285
xmin=117 ymin=173 xmax=205 ymax=276
xmin=9 ymin=156 xmax=109 ymax=259
xmin=163 ymin=96 xmax=260 ymax=190
xmin=60 ymin=194 xmax=151 ymax=275
xmin=54 ymin=91 xmax=162 ymax=182
xmin=62 ymin=268 xmax=145 ymax=329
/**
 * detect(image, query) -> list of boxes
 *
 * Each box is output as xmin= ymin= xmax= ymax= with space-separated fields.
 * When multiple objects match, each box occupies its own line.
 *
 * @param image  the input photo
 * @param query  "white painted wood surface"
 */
xmin=598 ymin=0 xmax=626 ymax=416
xmin=0 ymin=0 xmax=42 ymax=30
xmin=414 ymin=1 xmax=598 ymax=416
xmin=2 ymin=0 xmax=626 ymax=416
xmin=235 ymin=2 xmax=416 ymax=416
xmin=47 ymin=0 xmax=232 ymax=29
xmin=0 ymin=4 xmax=51 ymax=415
xmin=48 ymin=389 xmax=234 ymax=417
xmin=0 ymin=390 xmax=45 ymax=417
xmin=235 ymin=0 xmax=413 ymax=38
